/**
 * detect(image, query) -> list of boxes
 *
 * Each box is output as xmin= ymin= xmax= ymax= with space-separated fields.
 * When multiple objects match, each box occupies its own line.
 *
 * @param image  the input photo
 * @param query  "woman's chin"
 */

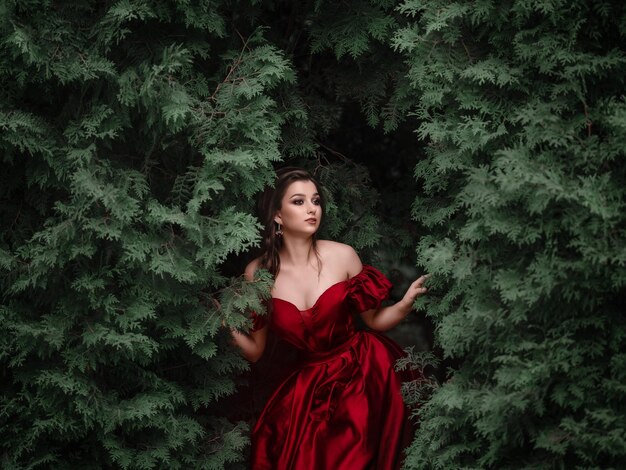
xmin=284 ymin=227 xmax=319 ymax=238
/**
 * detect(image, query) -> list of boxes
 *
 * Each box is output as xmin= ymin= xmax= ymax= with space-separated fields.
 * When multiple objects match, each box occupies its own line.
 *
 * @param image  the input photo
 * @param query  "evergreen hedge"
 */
xmin=1 ymin=1 xmax=624 ymax=468
xmin=1 ymin=1 xmax=289 ymax=467
xmin=395 ymin=1 xmax=626 ymax=468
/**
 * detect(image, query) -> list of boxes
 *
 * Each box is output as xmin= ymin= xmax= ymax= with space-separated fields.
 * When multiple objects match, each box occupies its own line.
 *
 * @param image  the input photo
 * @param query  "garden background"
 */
xmin=1 ymin=0 xmax=625 ymax=468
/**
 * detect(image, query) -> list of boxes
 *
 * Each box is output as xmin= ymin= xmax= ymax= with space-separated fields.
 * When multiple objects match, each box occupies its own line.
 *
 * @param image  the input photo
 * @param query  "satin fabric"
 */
xmin=250 ymin=265 xmax=415 ymax=470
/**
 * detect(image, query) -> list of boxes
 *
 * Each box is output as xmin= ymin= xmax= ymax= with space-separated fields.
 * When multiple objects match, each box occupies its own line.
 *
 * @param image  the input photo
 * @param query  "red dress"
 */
xmin=250 ymin=265 xmax=415 ymax=470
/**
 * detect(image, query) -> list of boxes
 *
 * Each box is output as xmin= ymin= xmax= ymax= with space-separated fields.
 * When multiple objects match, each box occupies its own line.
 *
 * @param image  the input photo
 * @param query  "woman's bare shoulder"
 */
xmin=317 ymin=240 xmax=361 ymax=272
xmin=244 ymin=257 xmax=263 ymax=281
xmin=317 ymin=240 xmax=355 ymax=256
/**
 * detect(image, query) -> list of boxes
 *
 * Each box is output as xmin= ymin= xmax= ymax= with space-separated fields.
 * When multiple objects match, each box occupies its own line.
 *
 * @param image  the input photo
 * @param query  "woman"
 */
xmin=230 ymin=167 xmax=428 ymax=469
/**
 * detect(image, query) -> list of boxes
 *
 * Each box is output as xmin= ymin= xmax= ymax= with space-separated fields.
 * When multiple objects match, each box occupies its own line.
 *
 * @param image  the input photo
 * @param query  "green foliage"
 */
xmin=309 ymin=0 xmax=397 ymax=59
xmin=0 ymin=1 xmax=295 ymax=467
xmin=2 ymin=0 xmax=625 ymax=468
xmin=317 ymin=162 xmax=384 ymax=250
xmin=392 ymin=1 xmax=626 ymax=468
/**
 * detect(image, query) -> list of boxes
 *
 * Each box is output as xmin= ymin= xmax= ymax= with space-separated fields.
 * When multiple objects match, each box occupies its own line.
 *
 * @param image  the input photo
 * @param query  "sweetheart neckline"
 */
xmin=272 ymin=279 xmax=349 ymax=312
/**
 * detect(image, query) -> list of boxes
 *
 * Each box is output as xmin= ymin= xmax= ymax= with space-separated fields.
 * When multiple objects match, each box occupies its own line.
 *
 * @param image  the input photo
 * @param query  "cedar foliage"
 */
xmin=0 ymin=1 xmax=291 ymax=468
xmin=393 ymin=1 xmax=626 ymax=468
xmin=2 ymin=0 xmax=625 ymax=469
xmin=295 ymin=1 xmax=626 ymax=467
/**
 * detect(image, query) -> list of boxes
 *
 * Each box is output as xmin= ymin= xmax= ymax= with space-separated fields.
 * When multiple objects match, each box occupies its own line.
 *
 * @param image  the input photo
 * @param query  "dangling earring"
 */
xmin=275 ymin=222 xmax=283 ymax=237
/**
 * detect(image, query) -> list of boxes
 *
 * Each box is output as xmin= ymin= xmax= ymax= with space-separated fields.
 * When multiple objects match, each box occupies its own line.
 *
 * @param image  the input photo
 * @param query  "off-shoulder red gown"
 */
xmin=250 ymin=265 xmax=415 ymax=470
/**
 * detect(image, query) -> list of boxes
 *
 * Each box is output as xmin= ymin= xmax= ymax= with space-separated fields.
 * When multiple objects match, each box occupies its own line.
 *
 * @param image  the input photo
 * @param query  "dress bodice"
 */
xmin=251 ymin=265 xmax=392 ymax=353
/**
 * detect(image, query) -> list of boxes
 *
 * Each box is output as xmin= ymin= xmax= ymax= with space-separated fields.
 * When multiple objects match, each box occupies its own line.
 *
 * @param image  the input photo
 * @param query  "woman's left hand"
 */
xmin=400 ymin=274 xmax=429 ymax=310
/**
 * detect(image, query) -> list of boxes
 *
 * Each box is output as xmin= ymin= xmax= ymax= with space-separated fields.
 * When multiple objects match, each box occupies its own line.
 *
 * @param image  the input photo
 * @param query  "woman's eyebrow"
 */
xmin=289 ymin=193 xmax=319 ymax=199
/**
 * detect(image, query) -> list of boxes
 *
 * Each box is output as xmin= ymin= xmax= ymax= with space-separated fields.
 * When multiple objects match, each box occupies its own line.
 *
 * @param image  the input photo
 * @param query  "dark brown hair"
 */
xmin=257 ymin=167 xmax=325 ymax=277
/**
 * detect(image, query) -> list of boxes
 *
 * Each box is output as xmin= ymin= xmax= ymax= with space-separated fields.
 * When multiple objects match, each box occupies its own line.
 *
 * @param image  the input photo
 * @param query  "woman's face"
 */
xmin=274 ymin=180 xmax=322 ymax=237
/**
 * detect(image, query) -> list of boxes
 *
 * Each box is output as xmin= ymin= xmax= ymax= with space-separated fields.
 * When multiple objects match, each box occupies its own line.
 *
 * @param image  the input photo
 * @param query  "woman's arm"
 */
xmin=342 ymin=245 xmax=428 ymax=332
xmin=228 ymin=259 xmax=268 ymax=363
xmin=360 ymin=275 xmax=428 ymax=331
xmin=229 ymin=326 xmax=267 ymax=363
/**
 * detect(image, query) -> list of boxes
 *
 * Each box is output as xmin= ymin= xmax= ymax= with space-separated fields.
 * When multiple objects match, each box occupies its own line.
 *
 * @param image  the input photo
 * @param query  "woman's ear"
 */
xmin=274 ymin=213 xmax=282 ymax=225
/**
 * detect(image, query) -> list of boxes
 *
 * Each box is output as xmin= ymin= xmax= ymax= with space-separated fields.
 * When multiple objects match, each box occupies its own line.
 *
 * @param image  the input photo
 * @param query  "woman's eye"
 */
xmin=313 ymin=199 xmax=321 ymax=205
xmin=293 ymin=200 xmax=303 ymax=205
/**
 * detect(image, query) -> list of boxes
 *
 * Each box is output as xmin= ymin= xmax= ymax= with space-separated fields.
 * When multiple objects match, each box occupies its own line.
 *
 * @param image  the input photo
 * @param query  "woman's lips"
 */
xmin=305 ymin=218 xmax=317 ymax=223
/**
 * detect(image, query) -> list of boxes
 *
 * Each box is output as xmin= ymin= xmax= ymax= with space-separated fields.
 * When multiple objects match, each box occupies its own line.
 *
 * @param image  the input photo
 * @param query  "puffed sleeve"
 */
xmin=347 ymin=265 xmax=393 ymax=313
xmin=249 ymin=309 xmax=268 ymax=332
